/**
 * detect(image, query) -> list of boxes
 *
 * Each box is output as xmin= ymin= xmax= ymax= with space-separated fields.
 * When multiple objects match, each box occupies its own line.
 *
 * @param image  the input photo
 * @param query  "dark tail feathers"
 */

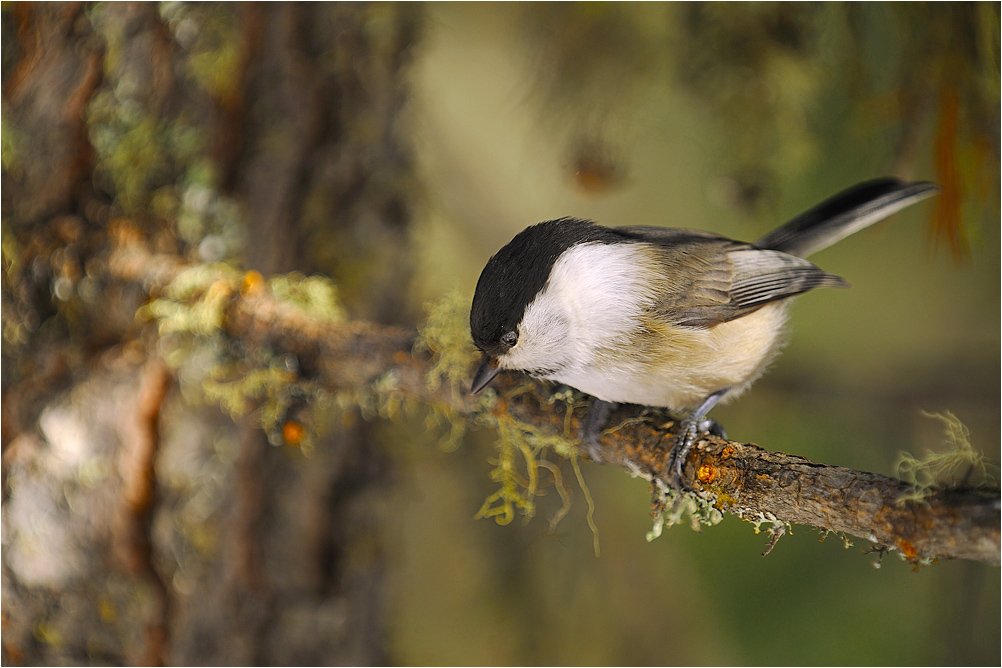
xmin=755 ymin=178 xmax=939 ymax=258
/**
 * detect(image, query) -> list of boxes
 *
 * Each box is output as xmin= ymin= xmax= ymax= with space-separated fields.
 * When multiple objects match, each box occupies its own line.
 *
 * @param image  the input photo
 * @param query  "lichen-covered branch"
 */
xmin=93 ymin=240 xmax=1002 ymax=566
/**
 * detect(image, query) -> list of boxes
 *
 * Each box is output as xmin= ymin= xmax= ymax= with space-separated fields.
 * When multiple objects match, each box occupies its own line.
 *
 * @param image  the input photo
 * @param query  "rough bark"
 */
xmin=2 ymin=3 xmax=416 ymax=665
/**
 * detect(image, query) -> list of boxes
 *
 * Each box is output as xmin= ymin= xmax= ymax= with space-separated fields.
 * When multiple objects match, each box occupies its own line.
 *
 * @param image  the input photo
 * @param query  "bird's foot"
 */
xmin=665 ymin=390 xmax=729 ymax=490
xmin=666 ymin=417 xmax=726 ymax=491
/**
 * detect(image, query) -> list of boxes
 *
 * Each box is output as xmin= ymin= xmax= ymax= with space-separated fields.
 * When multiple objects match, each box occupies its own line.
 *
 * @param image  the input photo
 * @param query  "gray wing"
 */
xmin=619 ymin=226 xmax=848 ymax=328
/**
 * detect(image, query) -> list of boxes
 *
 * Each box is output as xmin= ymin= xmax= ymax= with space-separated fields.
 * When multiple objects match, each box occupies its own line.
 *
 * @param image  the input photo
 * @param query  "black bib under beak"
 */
xmin=471 ymin=354 xmax=501 ymax=394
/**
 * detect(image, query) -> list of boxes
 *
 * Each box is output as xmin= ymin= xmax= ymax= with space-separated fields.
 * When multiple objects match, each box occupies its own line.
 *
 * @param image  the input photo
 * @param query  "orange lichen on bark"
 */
xmin=896 ymin=537 xmax=918 ymax=560
xmin=241 ymin=270 xmax=267 ymax=295
xmin=282 ymin=420 xmax=305 ymax=446
xmin=697 ymin=463 xmax=718 ymax=484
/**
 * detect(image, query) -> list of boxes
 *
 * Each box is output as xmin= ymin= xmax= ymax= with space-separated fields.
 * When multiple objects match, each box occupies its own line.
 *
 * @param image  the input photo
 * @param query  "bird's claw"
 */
xmin=667 ymin=418 xmax=697 ymax=490
xmin=666 ymin=417 xmax=725 ymax=490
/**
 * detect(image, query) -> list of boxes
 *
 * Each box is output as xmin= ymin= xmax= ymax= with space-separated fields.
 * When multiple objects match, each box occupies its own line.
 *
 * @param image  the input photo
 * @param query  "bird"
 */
xmin=468 ymin=178 xmax=939 ymax=487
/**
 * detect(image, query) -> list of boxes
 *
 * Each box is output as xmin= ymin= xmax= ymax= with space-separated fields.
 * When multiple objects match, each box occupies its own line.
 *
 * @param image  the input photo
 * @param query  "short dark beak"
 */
xmin=471 ymin=354 xmax=502 ymax=394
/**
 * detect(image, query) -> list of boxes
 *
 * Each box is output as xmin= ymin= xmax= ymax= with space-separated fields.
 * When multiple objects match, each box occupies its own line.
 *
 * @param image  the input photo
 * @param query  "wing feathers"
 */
xmin=727 ymin=249 xmax=848 ymax=308
xmin=642 ymin=243 xmax=847 ymax=329
xmin=613 ymin=178 xmax=936 ymax=330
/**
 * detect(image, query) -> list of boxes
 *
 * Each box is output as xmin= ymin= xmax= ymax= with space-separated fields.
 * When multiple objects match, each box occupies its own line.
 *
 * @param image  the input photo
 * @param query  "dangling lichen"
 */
xmin=146 ymin=273 xmax=611 ymax=551
xmin=412 ymin=288 xmax=483 ymax=451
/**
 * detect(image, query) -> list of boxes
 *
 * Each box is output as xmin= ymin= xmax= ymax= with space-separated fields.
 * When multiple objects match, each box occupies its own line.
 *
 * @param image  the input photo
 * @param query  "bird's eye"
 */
xmin=501 ymin=330 xmax=518 ymax=347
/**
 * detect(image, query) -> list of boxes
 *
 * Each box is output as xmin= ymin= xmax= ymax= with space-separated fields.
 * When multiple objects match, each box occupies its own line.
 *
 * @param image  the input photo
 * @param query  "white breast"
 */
xmin=500 ymin=241 xmax=791 ymax=411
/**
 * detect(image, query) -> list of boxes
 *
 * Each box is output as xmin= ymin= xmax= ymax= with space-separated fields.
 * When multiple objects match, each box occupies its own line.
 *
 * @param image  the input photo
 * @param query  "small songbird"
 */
xmin=468 ymin=178 xmax=938 ymax=486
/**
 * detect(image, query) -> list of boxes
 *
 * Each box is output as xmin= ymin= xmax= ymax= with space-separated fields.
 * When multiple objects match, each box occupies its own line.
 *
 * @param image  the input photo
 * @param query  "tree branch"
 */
xmin=96 ymin=239 xmax=1002 ymax=565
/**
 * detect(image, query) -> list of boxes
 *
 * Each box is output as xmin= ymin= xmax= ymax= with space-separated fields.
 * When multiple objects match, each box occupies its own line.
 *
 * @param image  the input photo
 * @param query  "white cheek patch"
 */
xmin=500 ymin=241 xmax=660 ymax=374
xmin=501 ymin=298 xmax=569 ymax=372
xmin=548 ymin=241 xmax=661 ymax=346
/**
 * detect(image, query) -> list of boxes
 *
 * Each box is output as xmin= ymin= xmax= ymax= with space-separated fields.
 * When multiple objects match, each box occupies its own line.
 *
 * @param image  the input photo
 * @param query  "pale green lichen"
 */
xmin=473 ymin=409 xmax=600 ymax=555
xmin=744 ymin=510 xmax=792 ymax=538
xmin=818 ymin=529 xmax=854 ymax=550
xmin=647 ymin=482 xmax=724 ymax=541
xmin=268 ymin=272 xmax=347 ymax=324
xmin=414 ymin=288 xmax=481 ymax=390
xmin=415 ymin=289 xmax=602 ymax=551
xmin=896 ymin=411 xmax=995 ymax=504
xmin=143 ymin=263 xmax=242 ymax=337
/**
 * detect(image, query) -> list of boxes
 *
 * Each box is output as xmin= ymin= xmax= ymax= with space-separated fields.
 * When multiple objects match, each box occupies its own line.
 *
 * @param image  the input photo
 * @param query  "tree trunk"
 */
xmin=2 ymin=3 xmax=418 ymax=664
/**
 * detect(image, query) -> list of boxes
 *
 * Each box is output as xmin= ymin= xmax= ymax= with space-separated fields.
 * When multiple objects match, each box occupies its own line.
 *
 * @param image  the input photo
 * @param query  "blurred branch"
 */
xmin=112 ymin=359 xmax=171 ymax=666
xmin=100 ymin=239 xmax=1001 ymax=566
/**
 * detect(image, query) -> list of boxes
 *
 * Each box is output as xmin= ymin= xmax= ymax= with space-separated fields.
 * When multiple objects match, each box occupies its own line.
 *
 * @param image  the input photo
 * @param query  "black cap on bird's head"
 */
xmin=469 ymin=218 xmax=626 ymax=393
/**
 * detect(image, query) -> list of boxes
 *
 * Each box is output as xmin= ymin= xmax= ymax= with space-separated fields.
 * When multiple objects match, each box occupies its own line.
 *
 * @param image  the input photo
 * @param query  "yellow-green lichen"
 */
xmin=411 ymin=288 xmax=481 ymax=451
xmin=415 ymin=289 xmax=602 ymax=550
xmin=167 ymin=3 xmax=244 ymax=102
xmin=142 ymin=264 xmax=348 ymax=455
xmin=143 ymin=263 xmax=242 ymax=337
xmin=85 ymin=2 xmax=213 ymax=217
xmin=86 ymin=87 xmax=207 ymax=214
xmin=896 ymin=410 xmax=995 ymax=504
xmin=268 ymin=272 xmax=347 ymax=324
xmin=414 ymin=288 xmax=481 ymax=390
xmin=203 ymin=364 xmax=296 ymax=420
xmin=474 ymin=410 xmax=600 ymax=555
xmin=147 ymin=272 xmax=607 ymax=551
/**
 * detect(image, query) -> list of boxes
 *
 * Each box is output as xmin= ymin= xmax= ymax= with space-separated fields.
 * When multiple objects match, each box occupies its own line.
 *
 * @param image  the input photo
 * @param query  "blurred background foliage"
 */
xmin=2 ymin=2 xmax=999 ymax=665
